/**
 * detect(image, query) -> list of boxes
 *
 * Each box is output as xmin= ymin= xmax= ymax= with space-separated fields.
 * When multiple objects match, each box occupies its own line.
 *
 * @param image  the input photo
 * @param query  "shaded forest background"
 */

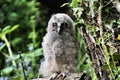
xmin=0 ymin=0 xmax=120 ymax=80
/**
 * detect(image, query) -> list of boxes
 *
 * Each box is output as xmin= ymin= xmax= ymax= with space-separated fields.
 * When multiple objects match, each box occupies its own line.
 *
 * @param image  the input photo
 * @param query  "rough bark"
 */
xmin=80 ymin=25 xmax=111 ymax=80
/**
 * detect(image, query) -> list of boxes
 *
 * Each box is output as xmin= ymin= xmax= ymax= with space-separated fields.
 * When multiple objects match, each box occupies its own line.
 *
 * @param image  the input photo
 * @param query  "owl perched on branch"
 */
xmin=39 ymin=13 xmax=79 ymax=79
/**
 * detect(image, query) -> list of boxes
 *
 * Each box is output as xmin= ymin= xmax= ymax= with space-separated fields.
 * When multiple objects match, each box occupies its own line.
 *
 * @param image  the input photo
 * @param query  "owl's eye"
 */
xmin=52 ymin=22 xmax=57 ymax=28
xmin=61 ymin=22 xmax=68 ymax=29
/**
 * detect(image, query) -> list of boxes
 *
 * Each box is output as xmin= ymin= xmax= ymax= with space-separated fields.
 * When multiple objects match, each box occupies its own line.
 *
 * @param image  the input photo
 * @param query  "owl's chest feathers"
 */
xmin=51 ymin=34 xmax=77 ymax=63
xmin=44 ymin=32 xmax=77 ymax=63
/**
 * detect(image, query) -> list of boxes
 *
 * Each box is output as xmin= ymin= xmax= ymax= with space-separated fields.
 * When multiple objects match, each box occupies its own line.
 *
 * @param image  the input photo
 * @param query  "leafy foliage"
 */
xmin=69 ymin=0 xmax=120 ymax=79
xmin=0 ymin=0 xmax=47 ymax=79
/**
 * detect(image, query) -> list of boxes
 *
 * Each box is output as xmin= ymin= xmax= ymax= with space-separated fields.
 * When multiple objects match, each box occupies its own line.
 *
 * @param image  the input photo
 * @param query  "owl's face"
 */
xmin=47 ymin=13 xmax=74 ymax=35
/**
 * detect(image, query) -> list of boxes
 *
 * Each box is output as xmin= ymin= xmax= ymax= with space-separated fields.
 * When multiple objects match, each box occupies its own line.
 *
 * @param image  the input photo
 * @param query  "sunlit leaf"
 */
xmin=2 ymin=25 xmax=19 ymax=36
xmin=70 ymin=0 xmax=78 ymax=7
xmin=1 ymin=67 xmax=14 ymax=74
xmin=117 ymin=34 xmax=120 ymax=40
xmin=2 ymin=26 xmax=11 ymax=34
xmin=28 ymin=31 xmax=37 ymax=39
xmin=73 ymin=7 xmax=84 ymax=18
xmin=9 ymin=25 xmax=19 ymax=32
xmin=103 ymin=45 xmax=110 ymax=61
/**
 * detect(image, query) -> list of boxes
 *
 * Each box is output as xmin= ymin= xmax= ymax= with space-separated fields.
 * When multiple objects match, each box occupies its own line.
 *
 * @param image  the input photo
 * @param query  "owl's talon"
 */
xmin=48 ymin=71 xmax=60 ymax=80
xmin=57 ymin=72 xmax=66 ymax=79
xmin=48 ymin=72 xmax=67 ymax=80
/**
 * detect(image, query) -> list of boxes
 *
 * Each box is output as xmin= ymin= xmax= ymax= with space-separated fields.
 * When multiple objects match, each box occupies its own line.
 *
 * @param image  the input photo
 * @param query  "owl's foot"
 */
xmin=48 ymin=72 xmax=66 ymax=80
xmin=57 ymin=72 xmax=66 ymax=79
xmin=48 ymin=71 xmax=60 ymax=80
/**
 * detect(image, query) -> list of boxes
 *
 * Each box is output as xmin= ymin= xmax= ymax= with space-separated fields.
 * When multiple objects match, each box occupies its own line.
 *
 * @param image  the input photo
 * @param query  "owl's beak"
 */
xmin=56 ymin=27 xmax=61 ymax=34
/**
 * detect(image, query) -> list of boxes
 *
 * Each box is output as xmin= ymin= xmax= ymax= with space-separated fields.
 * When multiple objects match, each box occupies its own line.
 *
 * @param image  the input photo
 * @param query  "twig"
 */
xmin=19 ymin=52 xmax=27 ymax=80
xmin=98 ymin=0 xmax=104 ymax=45
xmin=3 ymin=35 xmax=16 ymax=67
xmin=103 ymin=0 xmax=113 ymax=8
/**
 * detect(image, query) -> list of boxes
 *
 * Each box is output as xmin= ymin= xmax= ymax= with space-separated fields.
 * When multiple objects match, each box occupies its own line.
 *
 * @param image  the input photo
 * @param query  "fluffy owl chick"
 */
xmin=39 ymin=13 xmax=79 ymax=78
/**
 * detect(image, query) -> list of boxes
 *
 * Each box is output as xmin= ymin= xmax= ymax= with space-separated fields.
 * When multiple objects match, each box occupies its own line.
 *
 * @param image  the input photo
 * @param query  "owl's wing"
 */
xmin=39 ymin=32 xmax=58 ymax=77
xmin=42 ymin=32 xmax=58 ymax=59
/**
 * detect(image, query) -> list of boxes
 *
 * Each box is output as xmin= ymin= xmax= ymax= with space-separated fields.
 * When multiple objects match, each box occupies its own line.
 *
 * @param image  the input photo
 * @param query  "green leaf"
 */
xmin=2 ymin=25 xmax=11 ymax=34
xmin=7 ymin=55 xmax=20 ymax=62
xmin=10 ymin=76 xmax=23 ymax=80
xmin=28 ymin=31 xmax=37 ymax=39
xmin=1 ymin=67 xmax=14 ymax=74
xmin=2 ymin=25 xmax=19 ymax=36
xmin=11 ymin=37 xmax=23 ymax=46
xmin=73 ymin=7 xmax=84 ymax=18
xmin=0 ymin=43 xmax=6 ymax=51
xmin=22 ymin=48 xmax=43 ymax=57
xmin=116 ymin=77 xmax=120 ymax=80
xmin=70 ymin=0 xmax=78 ymax=7
xmin=10 ymin=25 xmax=19 ymax=32
xmin=0 ymin=12 xmax=4 ymax=23
xmin=105 ymin=7 xmax=109 ymax=13
xmin=117 ymin=34 xmax=120 ymax=40
xmin=8 ymin=12 xmax=18 ymax=21
xmin=113 ymin=54 xmax=120 ymax=60
xmin=103 ymin=45 xmax=110 ymax=61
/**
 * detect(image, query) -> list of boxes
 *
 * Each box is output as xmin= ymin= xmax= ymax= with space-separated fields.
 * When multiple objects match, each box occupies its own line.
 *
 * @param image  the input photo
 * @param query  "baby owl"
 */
xmin=39 ymin=13 xmax=79 ymax=79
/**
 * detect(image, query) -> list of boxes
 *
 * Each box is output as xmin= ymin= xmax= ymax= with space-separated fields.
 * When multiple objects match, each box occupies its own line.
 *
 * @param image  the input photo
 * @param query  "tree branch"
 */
xmin=98 ymin=0 xmax=104 ymax=45
xmin=32 ymin=73 xmax=91 ymax=80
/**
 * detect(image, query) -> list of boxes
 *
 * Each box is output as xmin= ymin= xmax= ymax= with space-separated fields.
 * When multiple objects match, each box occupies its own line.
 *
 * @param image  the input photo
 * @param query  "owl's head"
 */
xmin=47 ymin=13 xmax=74 ymax=35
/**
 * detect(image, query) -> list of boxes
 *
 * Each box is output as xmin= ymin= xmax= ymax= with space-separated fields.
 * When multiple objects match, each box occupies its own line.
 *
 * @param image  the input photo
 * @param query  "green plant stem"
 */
xmin=32 ymin=24 xmax=36 ymax=50
xmin=3 ymin=35 xmax=16 ymax=67
xmin=106 ymin=57 xmax=115 ymax=79
xmin=19 ymin=53 xmax=27 ymax=80
xmin=98 ymin=0 xmax=104 ymax=45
